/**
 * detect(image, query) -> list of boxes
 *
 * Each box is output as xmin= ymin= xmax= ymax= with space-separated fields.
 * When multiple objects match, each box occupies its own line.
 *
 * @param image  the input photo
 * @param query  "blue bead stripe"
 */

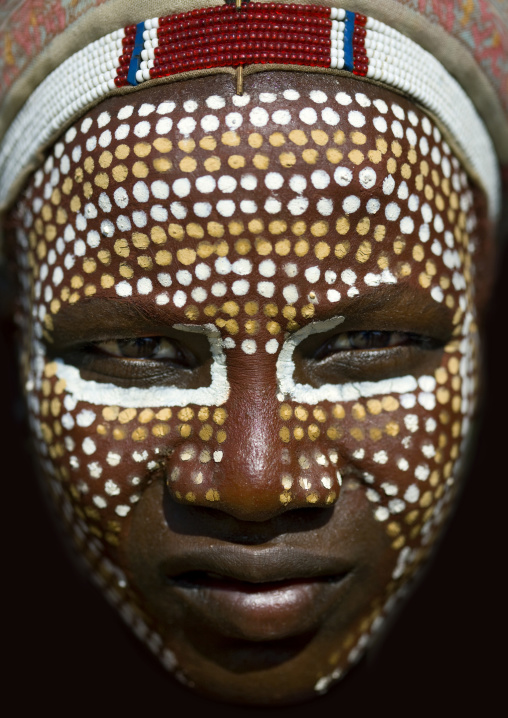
xmin=343 ymin=10 xmax=355 ymax=73
xmin=127 ymin=22 xmax=146 ymax=86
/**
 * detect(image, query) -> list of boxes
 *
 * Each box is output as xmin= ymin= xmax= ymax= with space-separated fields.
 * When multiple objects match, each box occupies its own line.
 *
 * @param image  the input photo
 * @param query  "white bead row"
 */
xmin=0 ymin=5 xmax=499 ymax=219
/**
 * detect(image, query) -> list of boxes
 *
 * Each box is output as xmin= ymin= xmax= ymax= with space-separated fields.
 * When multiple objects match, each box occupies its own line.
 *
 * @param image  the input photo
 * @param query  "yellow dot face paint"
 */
xmin=6 ymin=72 xmax=492 ymax=705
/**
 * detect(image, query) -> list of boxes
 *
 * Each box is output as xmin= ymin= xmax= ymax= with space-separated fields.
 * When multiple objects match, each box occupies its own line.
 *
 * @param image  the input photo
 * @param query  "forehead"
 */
xmin=17 ymin=73 xmax=482 ymax=327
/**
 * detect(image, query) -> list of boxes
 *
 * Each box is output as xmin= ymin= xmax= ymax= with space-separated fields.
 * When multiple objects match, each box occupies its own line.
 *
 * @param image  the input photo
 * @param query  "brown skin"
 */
xmin=6 ymin=72 xmax=494 ymax=705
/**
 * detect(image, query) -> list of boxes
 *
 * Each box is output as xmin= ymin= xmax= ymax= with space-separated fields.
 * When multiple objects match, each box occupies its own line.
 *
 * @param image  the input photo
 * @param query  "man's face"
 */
xmin=9 ymin=73 xmax=491 ymax=704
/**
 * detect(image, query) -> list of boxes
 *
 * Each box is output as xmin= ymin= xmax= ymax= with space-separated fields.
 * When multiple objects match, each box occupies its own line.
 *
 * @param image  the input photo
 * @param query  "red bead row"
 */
xmin=352 ymin=13 xmax=368 ymax=76
xmin=156 ymin=31 xmax=330 ymax=51
xmin=153 ymin=40 xmax=329 ymax=67
xmin=150 ymin=51 xmax=329 ymax=79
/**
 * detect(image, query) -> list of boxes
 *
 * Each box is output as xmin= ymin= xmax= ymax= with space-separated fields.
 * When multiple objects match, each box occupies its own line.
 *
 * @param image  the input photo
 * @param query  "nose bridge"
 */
xmin=164 ymin=373 xmax=343 ymax=519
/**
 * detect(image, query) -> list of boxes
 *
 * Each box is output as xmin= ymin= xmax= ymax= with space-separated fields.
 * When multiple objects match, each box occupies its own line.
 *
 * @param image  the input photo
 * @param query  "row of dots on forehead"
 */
xmin=30 ymin=88 xmax=467 ymax=232
xmin=25 ymin=185 xmax=473 ymax=325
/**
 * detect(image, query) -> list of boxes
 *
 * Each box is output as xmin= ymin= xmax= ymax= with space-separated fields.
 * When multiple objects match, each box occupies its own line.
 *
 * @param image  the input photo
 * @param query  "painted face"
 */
xmin=7 ymin=72 xmax=492 ymax=705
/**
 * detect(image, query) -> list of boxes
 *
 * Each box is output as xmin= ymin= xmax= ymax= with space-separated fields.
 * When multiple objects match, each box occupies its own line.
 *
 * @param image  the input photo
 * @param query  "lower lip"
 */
xmin=167 ymin=573 xmax=350 ymax=641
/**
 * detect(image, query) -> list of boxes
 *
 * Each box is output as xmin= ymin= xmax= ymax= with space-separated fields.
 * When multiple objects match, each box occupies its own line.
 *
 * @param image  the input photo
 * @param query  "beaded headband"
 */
xmin=0 ymin=1 xmax=500 ymax=220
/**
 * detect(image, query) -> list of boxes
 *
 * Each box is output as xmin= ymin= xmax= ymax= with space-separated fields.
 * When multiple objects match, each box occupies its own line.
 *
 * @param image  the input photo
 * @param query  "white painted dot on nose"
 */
xmin=265 ymin=338 xmax=279 ymax=354
xmin=284 ymin=89 xmax=300 ymax=100
xmin=242 ymin=339 xmax=257 ymax=355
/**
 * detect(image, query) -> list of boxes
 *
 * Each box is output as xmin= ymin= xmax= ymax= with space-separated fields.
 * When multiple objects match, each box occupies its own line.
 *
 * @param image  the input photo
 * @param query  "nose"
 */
xmin=164 ymin=385 xmax=343 ymax=521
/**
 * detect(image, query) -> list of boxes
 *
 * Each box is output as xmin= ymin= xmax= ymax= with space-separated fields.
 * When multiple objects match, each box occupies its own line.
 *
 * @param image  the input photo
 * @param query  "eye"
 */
xmin=315 ymin=330 xmax=424 ymax=359
xmin=91 ymin=336 xmax=188 ymax=364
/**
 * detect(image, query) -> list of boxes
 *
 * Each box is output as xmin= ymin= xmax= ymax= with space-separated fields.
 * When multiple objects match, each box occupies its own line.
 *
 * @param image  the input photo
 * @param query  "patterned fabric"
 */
xmin=1 ymin=0 xmax=506 ymax=116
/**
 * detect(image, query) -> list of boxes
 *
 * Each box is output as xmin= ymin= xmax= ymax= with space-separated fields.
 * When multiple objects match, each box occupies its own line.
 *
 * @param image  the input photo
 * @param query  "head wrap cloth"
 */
xmin=0 ymin=0 xmax=507 ymax=236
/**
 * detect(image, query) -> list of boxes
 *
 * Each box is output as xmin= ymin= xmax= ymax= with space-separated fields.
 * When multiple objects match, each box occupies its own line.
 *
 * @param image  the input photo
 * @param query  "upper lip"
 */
xmin=161 ymin=546 xmax=353 ymax=585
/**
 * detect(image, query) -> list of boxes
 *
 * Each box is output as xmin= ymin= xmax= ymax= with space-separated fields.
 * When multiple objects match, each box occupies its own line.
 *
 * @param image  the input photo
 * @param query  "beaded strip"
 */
xmin=0 ymin=2 xmax=500 ymax=218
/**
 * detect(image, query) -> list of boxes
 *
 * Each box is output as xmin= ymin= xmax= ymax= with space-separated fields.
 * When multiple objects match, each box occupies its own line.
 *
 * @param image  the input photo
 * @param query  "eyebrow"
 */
xmin=49 ymin=297 xmax=185 ymax=344
xmin=310 ymin=283 xmax=454 ymax=339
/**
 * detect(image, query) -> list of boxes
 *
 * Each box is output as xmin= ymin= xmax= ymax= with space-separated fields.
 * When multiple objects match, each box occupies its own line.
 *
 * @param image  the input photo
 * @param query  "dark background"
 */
xmin=2 ymin=246 xmax=506 ymax=717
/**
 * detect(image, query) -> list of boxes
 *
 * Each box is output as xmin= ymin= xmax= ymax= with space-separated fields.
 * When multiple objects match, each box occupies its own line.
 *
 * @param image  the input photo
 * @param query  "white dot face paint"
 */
xmin=11 ymin=77 xmax=489 ymax=707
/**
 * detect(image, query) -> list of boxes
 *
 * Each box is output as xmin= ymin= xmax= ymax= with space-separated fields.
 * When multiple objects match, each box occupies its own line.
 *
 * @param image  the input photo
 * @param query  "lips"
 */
xmin=160 ymin=547 xmax=354 ymax=642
